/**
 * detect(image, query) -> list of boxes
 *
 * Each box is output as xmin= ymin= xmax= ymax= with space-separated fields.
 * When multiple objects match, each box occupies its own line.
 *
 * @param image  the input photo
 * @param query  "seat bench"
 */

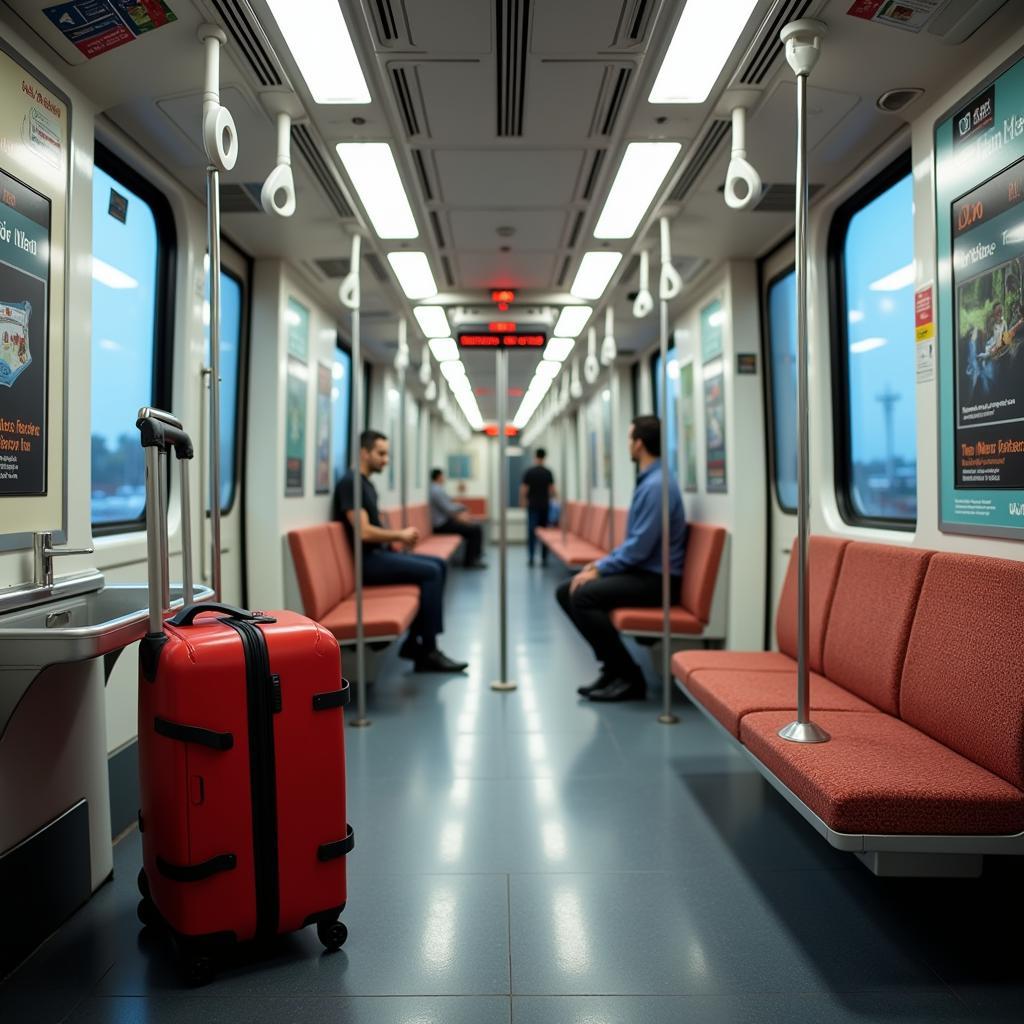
xmin=536 ymin=501 xmax=626 ymax=568
xmin=381 ymin=504 xmax=462 ymax=562
xmin=672 ymin=538 xmax=1024 ymax=873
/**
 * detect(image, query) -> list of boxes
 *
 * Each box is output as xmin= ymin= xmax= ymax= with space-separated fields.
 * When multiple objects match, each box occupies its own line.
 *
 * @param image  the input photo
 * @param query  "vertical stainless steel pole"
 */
xmin=206 ymin=167 xmax=223 ymax=602
xmin=608 ymin=368 xmax=617 ymax=550
xmin=399 ymin=368 xmax=408 ymax=526
xmin=492 ymin=349 xmax=516 ymax=691
xmin=779 ymin=20 xmax=828 ymax=744
xmin=560 ymin=414 xmax=568 ymax=545
xmin=657 ymin=293 xmax=677 ymax=725
xmin=348 ymin=237 xmax=370 ymax=727
xmin=179 ymin=456 xmax=194 ymax=605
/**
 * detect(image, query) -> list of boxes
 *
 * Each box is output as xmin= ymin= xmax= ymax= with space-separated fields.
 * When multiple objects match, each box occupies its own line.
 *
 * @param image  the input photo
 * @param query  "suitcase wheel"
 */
xmin=316 ymin=919 xmax=348 ymax=952
xmin=136 ymin=898 xmax=157 ymax=929
xmin=137 ymin=868 xmax=150 ymax=900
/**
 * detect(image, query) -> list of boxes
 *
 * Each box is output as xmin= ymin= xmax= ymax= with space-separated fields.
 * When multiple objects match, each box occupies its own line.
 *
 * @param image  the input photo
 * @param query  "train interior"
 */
xmin=1 ymin=0 xmax=1024 ymax=1020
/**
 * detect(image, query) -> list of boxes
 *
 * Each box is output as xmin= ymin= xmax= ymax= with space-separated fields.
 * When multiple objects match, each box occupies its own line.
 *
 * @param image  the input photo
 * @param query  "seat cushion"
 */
xmin=321 ymin=593 xmax=419 ymax=640
xmin=415 ymin=536 xmax=461 ymax=560
xmin=686 ymin=669 xmax=874 ymax=738
xmin=679 ymin=523 xmax=726 ymax=623
xmin=610 ymin=605 xmax=703 ymax=635
xmin=740 ymin=710 xmax=1024 ymax=836
xmin=672 ymin=650 xmax=797 ymax=683
xmin=549 ymin=540 xmax=605 ymax=566
xmin=364 ymin=584 xmax=420 ymax=601
xmin=821 ymin=542 xmax=932 ymax=715
xmin=900 ymin=553 xmax=1024 ymax=791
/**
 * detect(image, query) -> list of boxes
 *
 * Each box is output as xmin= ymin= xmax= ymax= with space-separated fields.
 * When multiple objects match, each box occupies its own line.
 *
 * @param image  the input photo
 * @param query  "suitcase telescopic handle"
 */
xmin=136 ymin=413 xmax=194 ymax=460
xmin=167 ymin=602 xmax=276 ymax=627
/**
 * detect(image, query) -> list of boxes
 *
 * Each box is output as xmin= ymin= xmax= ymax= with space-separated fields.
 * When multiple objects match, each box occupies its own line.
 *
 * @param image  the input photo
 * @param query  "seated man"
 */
xmin=555 ymin=415 xmax=686 ymax=703
xmin=335 ymin=430 xmax=468 ymax=674
xmin=429 ymin=468 xmax=486 ymax=568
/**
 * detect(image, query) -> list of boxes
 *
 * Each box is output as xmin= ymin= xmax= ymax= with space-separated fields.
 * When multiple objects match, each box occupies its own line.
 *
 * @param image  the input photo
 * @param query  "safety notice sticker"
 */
xmin=44 ymin=1 xmax=176 ymax=60
xmin=846 ymin=0 xmax=944 ymax=33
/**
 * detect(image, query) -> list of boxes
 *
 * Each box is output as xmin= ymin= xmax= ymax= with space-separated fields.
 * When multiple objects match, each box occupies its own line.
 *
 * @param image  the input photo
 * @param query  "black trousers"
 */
xmin=435 ymin=518 xmax=483 ymax=565
xmin=362 ymin=550 xmax=446 ymax=651
xmin=556 ymin=570 xmax=682 ymax=682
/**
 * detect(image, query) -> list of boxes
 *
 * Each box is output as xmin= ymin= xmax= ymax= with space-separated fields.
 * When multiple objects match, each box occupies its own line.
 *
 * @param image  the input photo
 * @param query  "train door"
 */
xmin=761 ymin=243 xmax=797 ymax=639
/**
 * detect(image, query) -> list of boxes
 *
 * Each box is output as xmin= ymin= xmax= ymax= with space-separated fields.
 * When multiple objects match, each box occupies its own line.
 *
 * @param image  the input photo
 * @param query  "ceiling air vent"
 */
xmin=371 ymin=0 xmax=403 ymax=44
xmin=745 ymin=182 xmax=823 ymax=212
xmin=210 ymin=0 xmax=283 ymax=88
xmin=430 ymin=211 xmax=446 ymax=249
xmin=441 ymin=256 xmax=455 ymax=288
xmin=615 ymin=0 xmax=654 ymax=45
xmin=736 ymin=0 xmax=811 ymax=86
xmin=877 ymin=88 xmax=924 ymax=113
xmin=567 ymin=210 xmax=585 ymax=248
xmin=668 ymin=120 xmax=730 ymax=203
xmin=594 ymin=67 xmax=633 ymax=137
xmin=413 ymin=150 xmax=434 ymax=201
xmin=391 ymin=68 xmax=425 ymax=137
xmin=582 ymin=151 xmax=605 ymax=200
xmin=557 ymin=255 xmax=571 ymax=287
xmin=496 ymin=0 xmax=530 ymax=136
xmin=219 ymin=183 xmax=263 ymax=213
xmin=315 ymin=256 xmax=388 ymax=282
xmin=291 ymin=124 xmax=354 ymax=219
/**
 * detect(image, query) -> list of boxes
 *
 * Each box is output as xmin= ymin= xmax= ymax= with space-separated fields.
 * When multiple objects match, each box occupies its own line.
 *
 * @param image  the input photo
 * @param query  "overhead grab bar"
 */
xmin=723 ymin=105 xmax=763 ymax=210
xmin=261 ymin=111 xmax=297 ymax=217
xmin=198 ymin=25 xmax=238 ymax=172
xmin=570 ymin=356 xmax=583 ymax=399
xmin=659 ymin=219 xmax=683 ymax=301
xmin=584 ymin=327 xmax=600 ymax=385
xmin=601 ymin=307 xmax=617 ymax=366
xmin=632 ymin=250 xmax=653 ymax=319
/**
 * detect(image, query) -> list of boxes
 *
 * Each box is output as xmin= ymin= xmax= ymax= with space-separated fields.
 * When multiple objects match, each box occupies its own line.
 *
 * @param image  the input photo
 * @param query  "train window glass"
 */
xmin=90 ymin=159 xmax=170 ymax=528
xmin=767 ymin=270 xmax=798 ymax=511
xmin=653 ymin=348 xmax=679 ymax=477
xmin=834 ymin=165 xmax=917 ymax=524
xmin=204 ymin=268 xmax=243 ymax=511
xmin=332 ymin=345 xmax=352 ymax=481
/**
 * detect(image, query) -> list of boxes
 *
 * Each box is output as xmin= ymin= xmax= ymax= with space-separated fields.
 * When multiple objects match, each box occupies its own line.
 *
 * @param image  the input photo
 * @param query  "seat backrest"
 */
xmin=680 ymin=523 xmax=726 ymax=623
xmin=380 ymin=508 xmax=400 ymax=530
xmin=900 ymin=552 xmax=1024 ymax=790
xmin=584 ymin=505 xmax=610 ymax=549
xmin=288 ymin=523 xmax=350 ymax=620
xmin=462 ymin=496 xmax=487 ymax=516
xmin=822 ymin=542 xmax=932 ymax=715
xmin=612 ymin=508 xmax=629 ymax=548
xmin=775 ymin=536 xmax=849 ymax=674
xmin=566 ymin=501 xmax=584 ymax=535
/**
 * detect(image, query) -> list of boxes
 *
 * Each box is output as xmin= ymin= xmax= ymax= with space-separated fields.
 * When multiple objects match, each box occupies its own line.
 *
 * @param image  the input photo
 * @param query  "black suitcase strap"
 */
xmin=154 ymin=716 xmax=233 ymax=751
xmin=157 ymin=853 xmax=237 ymax=882
xmin=318 ymin=824 xmax=355 ymax=862
xmin=312 ymin=679 xmax=351 ymax=711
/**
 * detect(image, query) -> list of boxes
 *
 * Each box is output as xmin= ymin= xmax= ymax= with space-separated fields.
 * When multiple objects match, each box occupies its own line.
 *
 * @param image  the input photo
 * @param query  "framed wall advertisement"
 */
xmin=703 ymin=360 xmax=727 ymax=493
xmin=700 ymin=298 xmax=724 ymax=363
xmin=679 ymin=357 xmax=698 ymax=492
xmin=284 ymin=357 xmax=307 ymax=496
xmin=286 ymin=296 xmax=309 ymax=361
xmin=314 ymin=362 xmax=331 ymax=494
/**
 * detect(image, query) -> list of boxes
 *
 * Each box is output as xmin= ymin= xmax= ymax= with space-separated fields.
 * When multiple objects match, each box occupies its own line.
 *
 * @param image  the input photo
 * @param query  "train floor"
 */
xmin=2 ymin=555 xmax=1024 ymax=1022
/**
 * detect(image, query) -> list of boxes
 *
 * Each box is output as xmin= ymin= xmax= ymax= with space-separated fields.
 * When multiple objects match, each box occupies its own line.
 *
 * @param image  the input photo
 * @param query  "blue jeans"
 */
xmin=527 ymin=507 xmax=549 ymax=564
xmin=362 ymin=550 xmax=447 ymax=650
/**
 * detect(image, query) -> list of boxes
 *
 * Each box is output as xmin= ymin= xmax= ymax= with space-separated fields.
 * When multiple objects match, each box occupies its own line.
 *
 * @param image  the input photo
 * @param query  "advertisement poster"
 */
xmin=679 ymin=359 xmax=697 ymax=492
xmin=703 ymin=361 xmax=727 ymax=493
xmin=0 ymin=45 xmax=69 ymax=534
xmin=935 ymin=49 xmax=1024 ymax=536
xmin=0 ymin=169 xmax=50 ymax=496
xmin=44 ymin=1 xmax=177 ymax=61
xmin=700 ymin=298 xmax=723 ymax=363
xmin=286 ymin=296 xmax=309 ymax=361
xmin=846 ymin=0 xmax=943 ymax=33
xmin=285 ymin=358 xmax=306 ymax=496
xmin=314 ymin=362 xmax=331 ymax=494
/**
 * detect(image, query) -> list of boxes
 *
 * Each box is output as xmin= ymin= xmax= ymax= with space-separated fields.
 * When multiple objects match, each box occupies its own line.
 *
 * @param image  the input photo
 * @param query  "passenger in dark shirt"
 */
xmin=334 ymin=430 xmax=467 ymax=674
xmin=520 ymin=448 xmax=556 ymax=567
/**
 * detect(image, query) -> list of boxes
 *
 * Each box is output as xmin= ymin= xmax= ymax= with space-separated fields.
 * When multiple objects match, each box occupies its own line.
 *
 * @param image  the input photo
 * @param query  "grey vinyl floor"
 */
xmin=3 ymin=556 xmax=1023 ymax=1022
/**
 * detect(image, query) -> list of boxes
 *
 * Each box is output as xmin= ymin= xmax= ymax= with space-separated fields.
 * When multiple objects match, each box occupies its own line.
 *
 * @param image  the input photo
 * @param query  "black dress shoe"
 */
xmin=588 ymin=678 xmax=646 ymax=702
xmin=577 ymin=672 xmax=613 ymax=697
xmin=415 ymin=649 xmax=469 ymax=673
xmin=465 ymin=560 xmax=488 ymax=569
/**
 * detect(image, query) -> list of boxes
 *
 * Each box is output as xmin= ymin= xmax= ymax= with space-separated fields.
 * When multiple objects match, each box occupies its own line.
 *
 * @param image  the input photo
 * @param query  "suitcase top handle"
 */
xmin=167 ymin=601 xmax=277 ymax=627
xmin=136 ymin=411 xmax=193 ymax=460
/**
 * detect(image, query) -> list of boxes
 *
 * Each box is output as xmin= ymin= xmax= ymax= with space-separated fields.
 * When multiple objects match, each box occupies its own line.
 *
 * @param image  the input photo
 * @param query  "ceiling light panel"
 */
xmin=387 ymin=252 xmax=438 ymax=300
xmin=440 ymin=359 xmax=468 ymax=382
xmin=545 ymin=337 xmax=575 ymax=362
xmin=429 ymin=338 xmax=459 ymax=362
xmin=336 ymin=144 xmax=418 ymax=239
xmin=649 ymin=0 xmax=759 ymax=104
xmin=571 ymin=252 xmax=623 ymax=301
xmin=553 ymin=306 xmax=593 ymax=337
xmin=414 ymin=305 xmax=450 ymax=338
xmin=265 ymin=0 xmax=371 ymax=104
xmin=535 ymin=360 xmax=561 ymax=380
xmin=594 ymin=143 xmax=682 ymax=239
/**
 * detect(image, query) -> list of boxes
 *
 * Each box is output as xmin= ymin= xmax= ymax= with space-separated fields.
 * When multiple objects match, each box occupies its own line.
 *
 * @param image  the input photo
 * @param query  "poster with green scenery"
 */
xmin=679 ymin=359 xmax=697 ymax=492
xmin=285 ymin=358 xmax=307 ymax=495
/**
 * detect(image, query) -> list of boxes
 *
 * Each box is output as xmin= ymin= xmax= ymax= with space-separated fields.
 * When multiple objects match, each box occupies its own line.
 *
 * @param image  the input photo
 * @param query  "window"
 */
xmin=652 ymin=347 xmax=679 ymax=477
xmin=204 ymin=268 xmax=244 ymax=511
xmin=90 ymin=148 xmax=174 ymax=528
xmin=831 ymin=156 xmax=917 ymax=525
xmin=767 ymin=270 xmax=798 ymax=511
xmin=332 ymin=344 xmax=352 ymax=482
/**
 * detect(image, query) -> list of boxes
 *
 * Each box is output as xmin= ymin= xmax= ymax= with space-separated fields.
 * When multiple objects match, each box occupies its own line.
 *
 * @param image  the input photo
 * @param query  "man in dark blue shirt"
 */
xmin=556 ymin=415 xmax=686 ymax=702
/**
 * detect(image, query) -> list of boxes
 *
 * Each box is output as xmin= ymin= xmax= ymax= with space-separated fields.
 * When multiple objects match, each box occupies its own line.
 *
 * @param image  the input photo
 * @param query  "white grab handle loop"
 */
xmin=724 ymin=106 xmax=762 ymax=210
xmin=199 ymin=26 xmax=238 ymax=172
xmin=601 ymin=307 xmax=617 ymax=366
xmin=394 ymin=317 xmax=409 ymax=373
xmin=633 ymin=250 xmax=653 ymax=319
xmin=570 ymin=357 xmax=583 ymax=399
xmin=339 ymin=235 xmax=361 ymax=310
xmin=261 ymin=113 xmax=296 ymax=217
xmin=659 ymin=217 xmax=683 ymax=300
xmin=419 ymin=347 xmax=432 ymax=386
xmin=425 ymin=378 xmax=437 ymax=402
xmin=584 ymin=327 xmax=600 ymax=384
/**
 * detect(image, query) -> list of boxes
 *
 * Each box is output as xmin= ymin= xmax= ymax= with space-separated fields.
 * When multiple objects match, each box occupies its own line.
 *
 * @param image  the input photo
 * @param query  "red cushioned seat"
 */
xmin=583 ymin=505 xmax=611 ymax=553
xmin=364 ymin=584 xmax=420 ymax=601
xmin=534 ymin=526 xmax=560 ymax=546
xmin=414 ymin=536 xmax=462 ymax=560
xmin=612 ymin=508 xmax=628 ymax=548
xmin=672 ymin=650 xmax=797 ymax=683
xmin=610 ymin=605 xmax=703 ymax=634
xmin=740 ymin=710 xmax=1024 ymax=836
xmin=687 ymin=668 xmax=874 ymax=738
xmin=321 ymin=593 xmax=419 ymax=641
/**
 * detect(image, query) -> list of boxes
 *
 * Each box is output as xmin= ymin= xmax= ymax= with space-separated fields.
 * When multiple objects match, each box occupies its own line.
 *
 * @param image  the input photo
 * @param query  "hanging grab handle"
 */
xmin=198 ymin=25 xmax=238 ymax=172
xmin=633 ymin=250 xmax=653 ymax=319
xmin=601 ymin=307 xmax=617 ymax=366
xmin=584 ymin=327 xmax=600 ymax=384
xmin=261 ymin=112 xmax=297 ymax=217
xmin=167 ymin=602 xmax=277 ymax=627
xmin=339 ymin=234 xmax=362 ymax=310
xmin=659 ymin=218 xmax=683 ymax=301
xmin=724 ymin=106 xmax=763 ymax=210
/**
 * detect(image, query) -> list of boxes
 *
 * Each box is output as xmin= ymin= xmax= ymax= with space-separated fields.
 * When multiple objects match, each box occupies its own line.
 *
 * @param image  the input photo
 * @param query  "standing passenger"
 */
xmin=335 ymin=430 xmax=468 ymax=674
xmin=555 ymin=416 xmax=686 ymax=702
xmin=520 ymin=448 xmax=556 ymax=567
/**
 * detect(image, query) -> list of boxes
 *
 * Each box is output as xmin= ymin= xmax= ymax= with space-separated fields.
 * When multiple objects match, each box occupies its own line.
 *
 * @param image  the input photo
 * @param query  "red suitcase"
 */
xmin=134 ymin=410 xmax=353 ymax=984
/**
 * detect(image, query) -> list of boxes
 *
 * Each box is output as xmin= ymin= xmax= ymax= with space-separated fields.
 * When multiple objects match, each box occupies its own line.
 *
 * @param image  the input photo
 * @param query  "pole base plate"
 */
xmin=349 ymin=717 xmax=373 ymax=729
xmin=657 ymin=712 xmax=679 ymax=725
xmin=490 ymin=680 xmax=517 ymax=692
xmin=778 ymin=720 xmax=830 ymax=744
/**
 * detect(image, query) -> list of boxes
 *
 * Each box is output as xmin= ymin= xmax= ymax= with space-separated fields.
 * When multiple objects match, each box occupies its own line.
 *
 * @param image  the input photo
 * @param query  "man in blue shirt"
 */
xmin=555 ymin=415 xmax=686 ymax=702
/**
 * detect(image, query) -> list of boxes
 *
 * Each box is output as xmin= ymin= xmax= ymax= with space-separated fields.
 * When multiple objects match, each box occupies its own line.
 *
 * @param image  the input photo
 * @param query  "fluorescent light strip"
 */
xmin=869 ymin=263 xmax=915 ymax=292
xmin=265 ymin=0 xmax=370 ymax=104
xmin=571 ymin=252 xmax=623 ymax=301
xmin=429 ymin=337 xmax=459 ymax=362
xmin=336 ymin=144 xmax=418 ymax=239
xmin=594 ymin=143 xmax=681 ymax=239
xmin=544 ymin=337 xmax=575 ymax=362
xmin=413 ymin=305 xmax=450 ymax=338
xmin=553 ymin=306 xmax=593 ymax=338
xmin=387 ymin=252 xmax=438 ymax=300
xmin=440 ymin=359 xmax=467 ymax=382
xmin=649 ymin=0 xmax=759 ymax=104
xmin=535 ymin=359 xmax=561 ymax=380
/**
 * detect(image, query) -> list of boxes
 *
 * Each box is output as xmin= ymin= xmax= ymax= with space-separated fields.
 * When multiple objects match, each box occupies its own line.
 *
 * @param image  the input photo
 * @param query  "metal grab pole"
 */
xmin=492 ymin=349 xmax=516 ymax=691
xmin=779 ymin=20 xmax=829 ymax=745
xmin=560 ymin=415 xmax=568 ymax=545
xmin=398 ymin=318 xmax=409 ymax=527
xmin=206 ymin=167 xmax=223 ymax=601
xmin=608 ymin=367 xmax=617 ymax=550
xmin=345 ymin=235 xmax=370 ymax=727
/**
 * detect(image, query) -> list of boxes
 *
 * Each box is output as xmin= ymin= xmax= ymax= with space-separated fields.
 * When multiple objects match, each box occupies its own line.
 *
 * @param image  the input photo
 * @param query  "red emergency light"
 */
xmin=484 ymin=424 xmax=519 ymax=437
xmin=489 ymin=321 xmax=516 ymax=332
xmin=490 ymin=289 xmax=515 ymax=304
